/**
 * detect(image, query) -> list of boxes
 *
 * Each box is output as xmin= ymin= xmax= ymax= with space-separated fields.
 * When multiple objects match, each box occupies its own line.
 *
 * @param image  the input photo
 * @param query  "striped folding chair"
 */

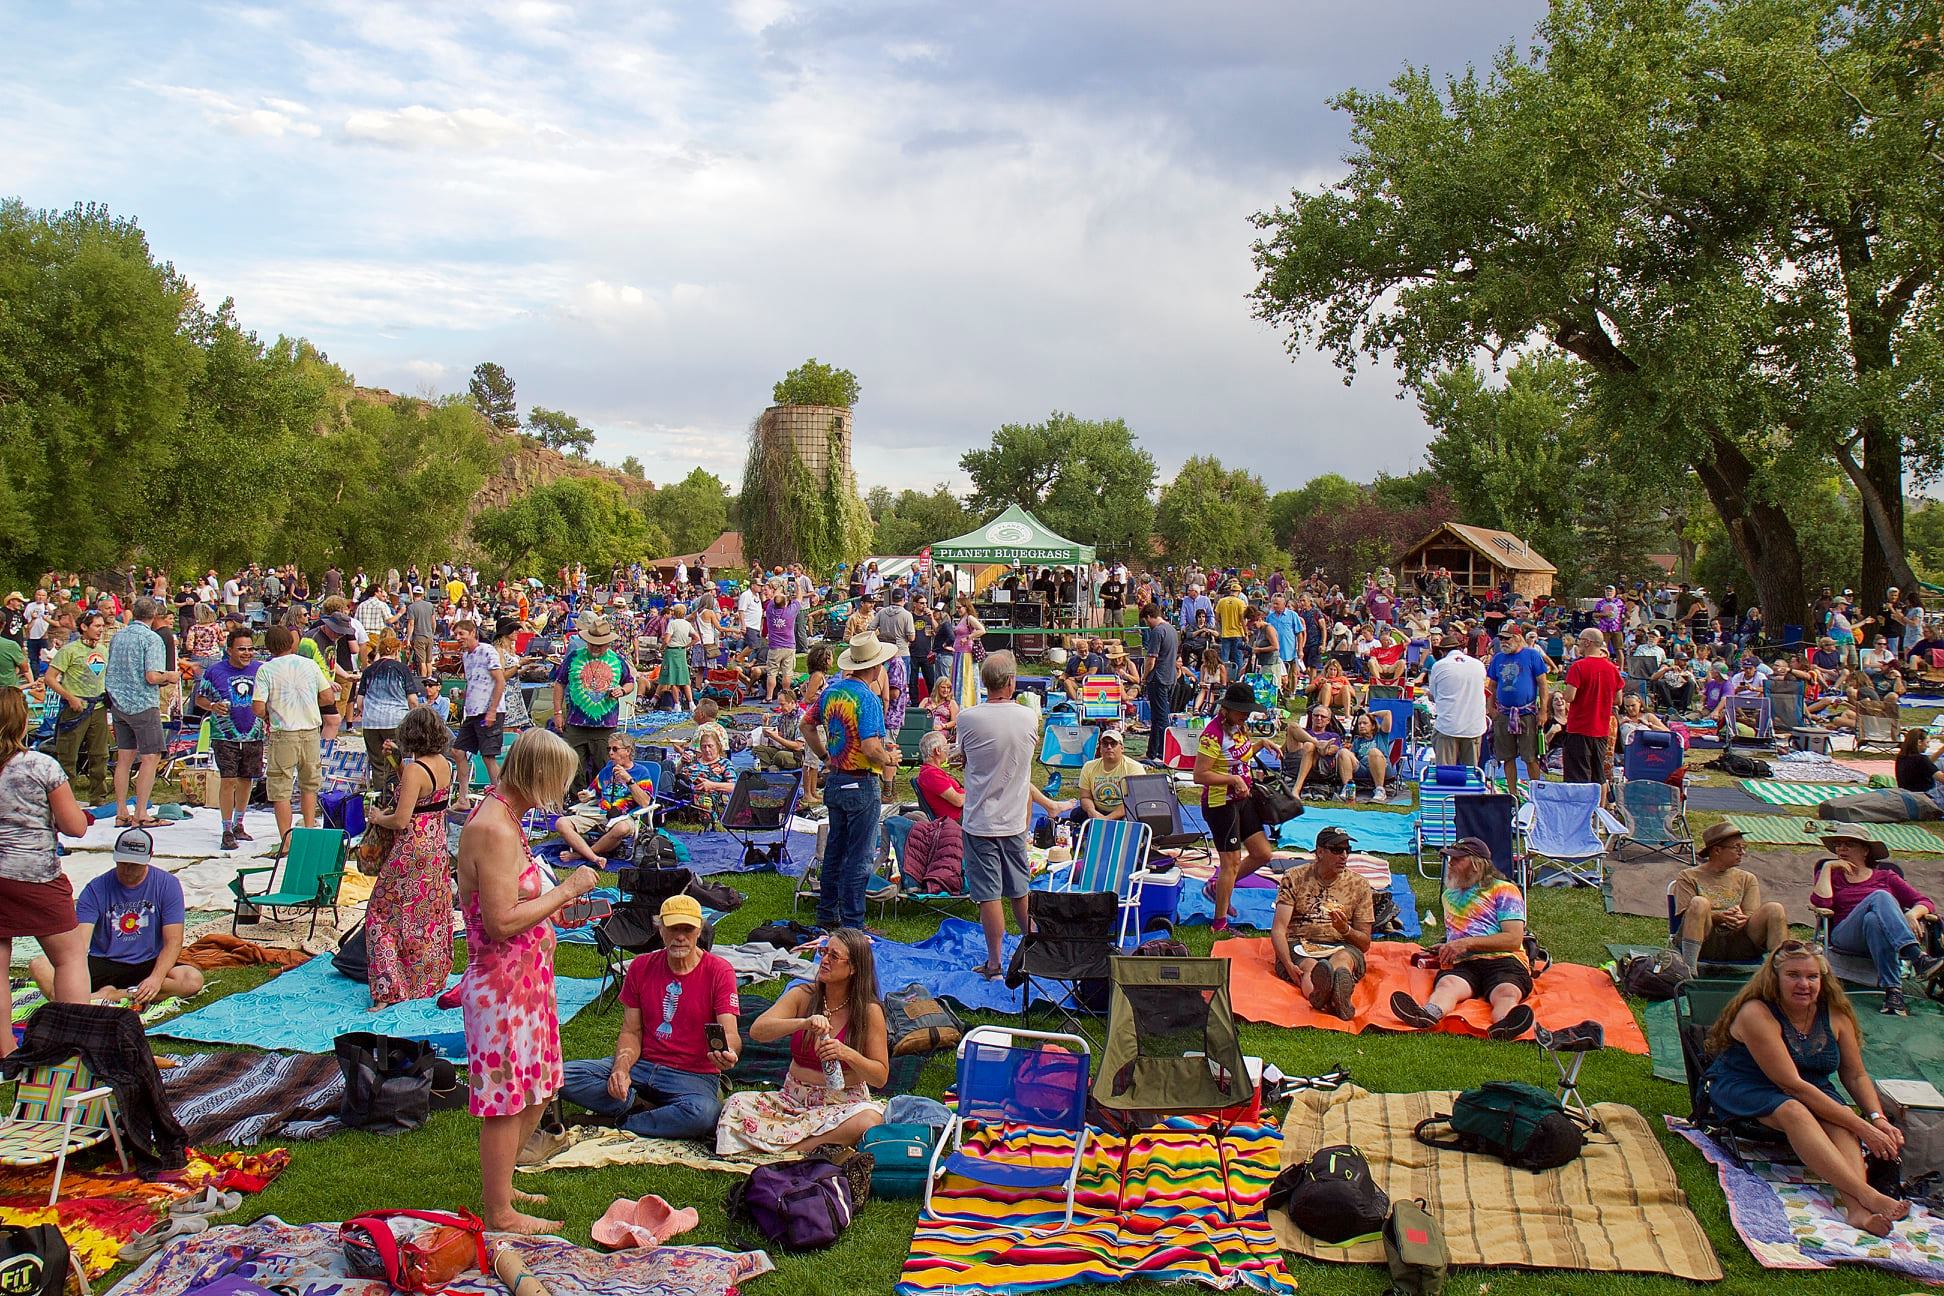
xmin=0 ymin=1056 xmax=129 ymax=1204
xmin=1057 ymin=817 xmax=1155 ymax=946
xmin=1414 ymin=763 xmax=1486 ymax=877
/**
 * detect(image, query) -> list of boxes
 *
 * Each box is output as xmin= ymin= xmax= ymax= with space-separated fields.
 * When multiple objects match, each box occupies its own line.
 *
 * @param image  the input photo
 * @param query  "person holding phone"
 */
xmin=556 ymin=894 xmax=740 ymax=1141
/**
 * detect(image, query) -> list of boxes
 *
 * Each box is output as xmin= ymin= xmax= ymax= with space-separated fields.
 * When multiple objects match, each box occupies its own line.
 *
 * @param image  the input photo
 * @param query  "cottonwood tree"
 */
xmin=960 ymin=412 xmax=1157 ymax=561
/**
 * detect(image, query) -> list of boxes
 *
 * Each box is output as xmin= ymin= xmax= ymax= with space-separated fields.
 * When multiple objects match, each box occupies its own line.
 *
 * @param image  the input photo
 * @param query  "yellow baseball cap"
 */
xmin=658 ymin=894 xmax=705 ymax=930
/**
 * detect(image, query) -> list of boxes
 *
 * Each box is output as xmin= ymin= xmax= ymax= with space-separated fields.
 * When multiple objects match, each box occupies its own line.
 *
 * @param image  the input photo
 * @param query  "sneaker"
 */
xmin=1487 ymin=1003 xmax=1536 ymax=1040
xmin=1329 ymin=966 xmax=1359 ymax=1021
xmin=1371 ymin=786 xmax=1388 ymax=803
xmin=1389 ymin=992 xmax=1440 ymax=1030
xmin=1880 ymin=987 xmax=1909 ymax=1016
xmin=1305 ymin=966 xmax=1336 ymax=1015
xmin=220 ymin=828 xmax=237 ymax=853
xmin=1338 ymin=782 xmax=1355 ymax=801
xmin=1914 ymin=951 xmax=1944 ymax=983
xmin=516 ymin=1126 xmax=572 ymax=1168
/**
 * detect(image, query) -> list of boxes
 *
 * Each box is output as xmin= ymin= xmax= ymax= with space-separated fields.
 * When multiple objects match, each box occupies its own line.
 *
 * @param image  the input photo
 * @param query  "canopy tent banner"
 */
xmin=930 ymin=504 xmax=1096 ymax=566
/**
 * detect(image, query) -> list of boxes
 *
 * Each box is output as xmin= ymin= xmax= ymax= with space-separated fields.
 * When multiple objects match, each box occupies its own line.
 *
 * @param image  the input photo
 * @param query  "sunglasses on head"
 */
xmin=1773 ymin=939 xmax=1825 ymax=958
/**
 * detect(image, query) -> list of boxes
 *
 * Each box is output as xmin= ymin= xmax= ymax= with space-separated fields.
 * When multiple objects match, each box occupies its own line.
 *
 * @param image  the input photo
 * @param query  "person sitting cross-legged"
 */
xmin=1269 ymin=826 xmax=1373 ymax=1020
xmin=557 ymin=895 xmax=740 ymax=1139
xmin=555 ymin=734 xmax=655 ymax=865
xmin=30 ymin=827 xmax=204 ymax=1007
xmin=1390 ymin=836 xmax=1536 ymax=1041
xmin=1674 ymin=822 xmax=1789 ymax=969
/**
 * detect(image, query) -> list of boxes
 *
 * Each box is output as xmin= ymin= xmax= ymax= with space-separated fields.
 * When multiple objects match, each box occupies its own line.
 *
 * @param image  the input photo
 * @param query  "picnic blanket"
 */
xmin=1273 ymin=806 xmax=1419 ymax=854
xmin=1175 ymin=872 xmax=1421 ymax=938
xmin=1742 ymin=779 xmax=1870 ymax=805
xmin=675 ymin=828 xmax=818 ymax=877
xmin=1770 ymin=753 xmax=1871 ymax=783
xmin=897 ymin=1117 xmax=1295 ymax=1295
xmin=867 ymin=918 xmax=1067 ymax=1014
xmin=1670 ymin=1120 xmax=1944 ymax=1282
xmin=1215 ymin=938 xmax=1648 ymax=1052
xmin=521 ymin=1127 xmax=789 ymax=1176
xmin=1602 ymin=844 xmax=1865 ymax=928
xmin=71 ymin=806 xmax=283 ymax=858
xmin=103 ymin=1217 xmax=773 ymax=1296
xmin=1682 ymin=783 xmax=1773 ymax=813
xmin=149 ymin=954 xmax=604 ymax=1059
xmin=1643 ymin=990 xmax=1944 ymax=1092
xmin=1723 ymin=813 xmax=1944 ymax=854
xmin=160 ymin=1050 xmax=346 ymax=1146
xmin=1274 ymin=1087 xmax=1721 ymax=1280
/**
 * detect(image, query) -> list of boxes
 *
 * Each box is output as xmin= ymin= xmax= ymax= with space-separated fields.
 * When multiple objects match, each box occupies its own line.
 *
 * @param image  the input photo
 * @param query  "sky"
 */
xmin=2 ymin=0 xmax=1550 ymax=493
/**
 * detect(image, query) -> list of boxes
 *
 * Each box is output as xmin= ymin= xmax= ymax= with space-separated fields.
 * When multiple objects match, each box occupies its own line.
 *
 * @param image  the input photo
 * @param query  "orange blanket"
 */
xmin=178 ymin=933 xmax=310 ymax=971
xmin=1215 ymin=938 xmax=1648 ymax=1054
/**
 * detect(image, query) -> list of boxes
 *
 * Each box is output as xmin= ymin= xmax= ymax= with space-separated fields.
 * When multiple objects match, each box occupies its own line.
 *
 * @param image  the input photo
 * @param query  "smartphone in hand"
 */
xmin=705 ymin=1022 xmax=728 ymax=1052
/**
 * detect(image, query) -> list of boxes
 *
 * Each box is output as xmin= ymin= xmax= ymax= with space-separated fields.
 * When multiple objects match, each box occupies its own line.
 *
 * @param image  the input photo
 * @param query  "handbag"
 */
xmin=341 ymin=1209 xmax=488 ymax=1294
xmin=335 ymin=1032 xmax=437 ymax=1133
xmin=0 ymin=1224 xmax=70 ymax=1296
xmin=1251 ymin=771 xmax=1303 ymax=825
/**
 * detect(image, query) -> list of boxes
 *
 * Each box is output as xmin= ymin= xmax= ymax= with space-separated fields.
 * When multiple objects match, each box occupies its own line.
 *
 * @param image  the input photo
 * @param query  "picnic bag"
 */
xmin=727 ymin=1155 xmax=859 ymax=1250
xmin=1250 ymin=771 xmax=1304 ymax=826
xmin=1382 ymin=1198 xmax=1448 ymax=1296
xmin=1413 ymin=1081 xmax=1588 ymax=1171
xmin=857 ymin=1122 xmax=938 ymax=1199
xmin=333 ymin=921 xmax=371 ymax=983
xmin=1619 ymin=949 xmax=1691 ymax=1000
xmin=335 ymin=1032 xmax=438 ymax=1133
xmin=1266 ymin=1144 xmax=1389 ymax=1244
xmin=341 ymin=1209 xmax=488 ymax=1294
xmin=0 ymin=1224 xmax=70 ymax=1296
xmin=883 ymin=983 xmax=963 ymax=1057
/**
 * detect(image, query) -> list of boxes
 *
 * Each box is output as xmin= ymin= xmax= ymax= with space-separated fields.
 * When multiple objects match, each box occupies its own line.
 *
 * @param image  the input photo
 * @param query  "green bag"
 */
xmin=857 ymin=1122 xmax=937 ymax=1200
xmin=1414 ymin=1081 xmax=1587 ymax=1172
xmin=1383 ymin=1198 xmax=1447 ymax=1296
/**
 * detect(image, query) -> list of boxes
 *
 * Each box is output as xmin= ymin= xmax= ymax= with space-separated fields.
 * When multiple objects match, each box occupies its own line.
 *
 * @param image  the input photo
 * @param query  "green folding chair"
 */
xmin=230 ymin=826 xmax=348 ymax=937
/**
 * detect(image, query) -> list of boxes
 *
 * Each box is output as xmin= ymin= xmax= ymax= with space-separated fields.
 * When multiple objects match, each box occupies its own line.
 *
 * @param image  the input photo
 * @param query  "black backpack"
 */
xmin=1711 ymin=743 xmax=1772 ymax=779
xmin=749 ymin=919 xmax=820 ymax=950
xmin=1266 ymin=1144 xmax=1389 ymax=1244
xmin=1619 ymin=949 xmax=1692 ymax=1000
xmin=332 ymin=922 xmax=370 ymax=983
xmin=1414 ymin=1081 xmax=1589 ymax=1172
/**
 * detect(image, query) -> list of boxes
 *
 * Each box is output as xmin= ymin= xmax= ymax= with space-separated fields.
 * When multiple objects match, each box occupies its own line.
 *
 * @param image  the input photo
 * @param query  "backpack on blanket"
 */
xmin=1619 ymin=949 xmax=1691 ymax=1000
xmin=1709 ymin=744 xmax=1772 ymax=779
xmin=1383 ymin=1197 xmax=1448 ymax=1296
xmin=882 ymin=983 xmax=962 ymax=1057
xmin=1413 ymin=1082 xmax=1589 ymax=1172
xmin=727 ymin=1150 xmax=868 ymax=1250
xmin=1266 ymin=1144 xmax=1389 ymax=1244
xmin=899 ymin=816 xmax=965 ymax=894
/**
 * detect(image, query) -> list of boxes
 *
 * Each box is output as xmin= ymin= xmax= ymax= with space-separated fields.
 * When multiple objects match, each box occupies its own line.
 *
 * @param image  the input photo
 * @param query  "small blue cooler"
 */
xmin=1132 ymin=864 xmax=1183 ymax=934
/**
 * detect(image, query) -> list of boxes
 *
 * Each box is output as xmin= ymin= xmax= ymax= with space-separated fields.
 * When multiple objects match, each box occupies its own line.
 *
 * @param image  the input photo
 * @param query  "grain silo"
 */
xmin=757 ymin=403 xmax=854 ymax=489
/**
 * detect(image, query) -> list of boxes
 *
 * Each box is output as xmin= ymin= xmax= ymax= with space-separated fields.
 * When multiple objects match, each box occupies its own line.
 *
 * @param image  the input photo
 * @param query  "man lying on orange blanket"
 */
xmin=1389 ymin=835 xmax=1536 ymax=1042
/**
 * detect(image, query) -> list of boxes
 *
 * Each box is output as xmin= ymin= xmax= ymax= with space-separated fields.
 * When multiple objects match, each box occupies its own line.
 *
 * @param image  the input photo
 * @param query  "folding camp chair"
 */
xmin=1674 ymin=979 xmax=1804 ymax=1166
xmin=1039 ymin=722 xmax=1099 ymax=773
xmin=790 ymin=817 xmax=900 ymax=918
xmin=720 ymin=768 xmax=802 ymax=871
xmin=1618 ymin=779 xmax=1695 ymax=866
xmin=1057 ymin=817 xmax=1156 ymax=947
xmin=1413 ymin=763 xmax=1487 ymax=877
xmin=0 ymin=1054 xmax=129 ymax=1204
xmin=1808 ymin=857 xmax=1907 ymax=987
xmin=593 ymin=865 xmax=702 ymax=1009
xmin=229 ymin=827 xmax=348 ymax=936
xmin=1622 ymin=729 xmax=1684 ymax=783
xmin=1450 ymin=791 xmax=1524 ymax=889
xmin=1366 ymin=696 xmax=1424 ymax=782
xmin=1722 ymin=693 xmax=1772 ymax=741
xmin=162 ymin=717 xmax=214 ymax=782
xmin=1079 ymin=675 xmax=1124 ymax=724
xmin=1125 ymin=772 xmax=1207 ymax=868
xmin=1518 ymin=780 xmax=1626 ymax=888
xmin=1008 ymin=891 xmax=1118 ymax=1038
xmin=1092 ymin=955 xmax=1249 ymax=1119
xmin=1160 ymin=721 xmax=1200 ymax=771
xmin=1664 ymin=881 xmax=1764 ymax=975
xmin=1855 ymin=701 xmax=1901 ymax=754
xmin=1768 ymin=688 xmax=1803 ymax=737
xmin=924 ymin=1026 xmax=1092 ymax=1233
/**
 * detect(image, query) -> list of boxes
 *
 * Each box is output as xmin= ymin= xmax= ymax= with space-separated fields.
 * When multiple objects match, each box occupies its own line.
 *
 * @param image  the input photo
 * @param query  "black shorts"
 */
xmin=1204 ymin=797 xmax=1266 ymax=854
xmin=89 ymin=955 xmax=157 ymax=990
xmin=1441 ymin=958 xmax=1533 ymax=1001
xmin=213 ymin=739 xmax=265 ymax=780
xmin=1560 ymin=732 xmax=1607 ymax=784
xmin=453 ymin=713 xmax=505 ymax=758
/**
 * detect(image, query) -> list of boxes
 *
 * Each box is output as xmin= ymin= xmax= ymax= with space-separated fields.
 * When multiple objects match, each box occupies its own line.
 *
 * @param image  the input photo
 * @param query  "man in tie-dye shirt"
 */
xmin=1389 ymin=836 xmax=1535 ymax=1041
xmin=808 ymin=632 xmax=897 ymax=932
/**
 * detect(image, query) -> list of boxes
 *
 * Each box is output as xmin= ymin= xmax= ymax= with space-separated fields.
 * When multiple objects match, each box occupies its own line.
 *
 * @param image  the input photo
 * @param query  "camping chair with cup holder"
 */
xmin=1673 ymin=978 xmax=1804 ymax=1167
xmin=1517 ymin=779 xmax=1627 ymax=889
xmin=720 ymin=768 xmax=803 ymax=871
xmin=1125 ymin=772 xmax=1207 ymax=869
xmin=923 ymin=1026 xmax=1092 ymax=1234
xmin=1808 ymin=856 xmax=1916 ymax=988
xmin=1450 ymin=791 xmax=1526 ymax=890
xmin=1414 ymin=763 xmax=1487 ymax=878
xmin=0 ymin=1055 xmax=130 ymax=1205
xmin=1664 ymin=882 xmax=1764 ymax=976
xmin=789 ymin=815 xmax=902 ymax=920
xmin=229 ymin=826 xmax=349 ymax=937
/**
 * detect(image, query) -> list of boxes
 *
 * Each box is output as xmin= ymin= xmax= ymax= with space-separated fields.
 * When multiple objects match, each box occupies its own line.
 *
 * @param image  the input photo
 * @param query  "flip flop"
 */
xmin=132 ymin=817 xmax=168 ymax=828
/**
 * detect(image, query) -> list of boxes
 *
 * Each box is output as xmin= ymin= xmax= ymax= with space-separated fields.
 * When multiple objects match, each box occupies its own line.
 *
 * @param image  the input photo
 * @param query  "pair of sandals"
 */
xmin=118 ymin=1188 xmax=243 ymax=1262
xmin=590 ymin=1194 xmax=699 ymax=1251
xmin=116 ymin=815 xmax=168 ymax=829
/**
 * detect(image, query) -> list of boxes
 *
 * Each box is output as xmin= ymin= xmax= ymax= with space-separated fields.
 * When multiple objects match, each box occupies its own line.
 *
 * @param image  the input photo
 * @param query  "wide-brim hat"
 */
xmin=1697 ymin=821 xmax=1744 ymax=857
xmin=578 ymin=614 xmax=618 ymax=646
xmin=1217 ymin=681 xmax=1261 ymax=715
xmin=1818 ymin=825 xmax=1888 ymax=862
xmin=839 ymin=630 xmax=899 ymax=673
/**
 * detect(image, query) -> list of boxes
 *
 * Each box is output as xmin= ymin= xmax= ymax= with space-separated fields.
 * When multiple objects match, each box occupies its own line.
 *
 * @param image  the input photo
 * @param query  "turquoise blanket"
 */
xmin=1274 ymin=807 xmax=1419 ymax=854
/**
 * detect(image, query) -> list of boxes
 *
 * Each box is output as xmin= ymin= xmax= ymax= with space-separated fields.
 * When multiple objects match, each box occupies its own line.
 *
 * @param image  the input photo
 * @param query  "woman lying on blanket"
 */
xmin=1389 ymin=837 xmax=1536 ymax=1042
xmin=717 ymin=928 xmax=888 ymax=1155
xmin=1703 ymin=941 xmax=1909 ymax=1237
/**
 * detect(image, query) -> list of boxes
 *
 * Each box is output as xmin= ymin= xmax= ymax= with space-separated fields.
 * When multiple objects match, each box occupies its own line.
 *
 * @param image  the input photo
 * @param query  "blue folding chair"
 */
xmin=1414 ymin=764 xmax=1486 ymax=877
xmin=1058 ymin=817 xmax=1155 ymax=946
xmin=1619 ymin=779 xmax=1695 ymax=866
xmin=1367 ymin=696 xmax=1423 ymax=782
xmin=923 ymin=1026 xmax=1092 ymax=1233
xmin=1519 ymin=780 xmax=1626 ymax=888
xmin=1039 ymin=723 xmax=1099 ymax=771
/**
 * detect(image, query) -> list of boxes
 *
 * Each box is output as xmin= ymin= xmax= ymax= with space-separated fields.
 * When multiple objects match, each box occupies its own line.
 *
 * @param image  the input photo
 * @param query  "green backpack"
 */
xmin=1383 ymin=1198 xmax=1447 ymax=1296
xmin=1413 ymin=1081 xmax=1588 ymax=1172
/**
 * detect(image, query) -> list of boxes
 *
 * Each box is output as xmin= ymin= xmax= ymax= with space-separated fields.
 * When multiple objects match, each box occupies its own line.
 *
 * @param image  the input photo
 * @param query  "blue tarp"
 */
xmin=1175 ymin=872 xmax=1422 ymax=938
xmin=866 ymin=918 xmax=1071 ymax=1013
xmin=150 ymin=953 xmax=605 ymax=1060
xmin=1275 ymin=808 xmax=1420 ymax=854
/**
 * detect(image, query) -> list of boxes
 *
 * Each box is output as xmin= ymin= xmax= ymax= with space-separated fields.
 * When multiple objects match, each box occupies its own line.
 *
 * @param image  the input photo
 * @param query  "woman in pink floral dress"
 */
xmin=457 ymin=728 xmax=598 ymax=1234
xmin=363 ymin=707 xmax=456 ymax=1009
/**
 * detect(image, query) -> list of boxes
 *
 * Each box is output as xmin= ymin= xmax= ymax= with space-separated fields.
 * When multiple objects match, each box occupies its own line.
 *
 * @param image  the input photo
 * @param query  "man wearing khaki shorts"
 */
xmin=252 ymin=624 xmax=336 ymax=843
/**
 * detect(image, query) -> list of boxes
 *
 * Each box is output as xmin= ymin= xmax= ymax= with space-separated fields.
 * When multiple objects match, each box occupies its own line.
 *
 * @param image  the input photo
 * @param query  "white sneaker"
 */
xmin=1338 ymin=782 xmax=1355 ymax=801
xmin=1372 ymin=786 xmax=1388 ymax=803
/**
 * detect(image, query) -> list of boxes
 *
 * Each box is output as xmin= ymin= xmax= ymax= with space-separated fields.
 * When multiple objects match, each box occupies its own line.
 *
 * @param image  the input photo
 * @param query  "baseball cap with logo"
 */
xmin=113 ymin=827 xmax=155 ymax=866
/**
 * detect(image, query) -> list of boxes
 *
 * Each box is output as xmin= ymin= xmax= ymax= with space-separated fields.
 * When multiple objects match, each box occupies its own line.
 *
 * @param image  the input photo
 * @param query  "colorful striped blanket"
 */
xmin=1722 ymin=814 xmax=1944 ymax=854
xmin=1741 ymin=780 xmax=1870 ymax=806
xmin=897 ymin=1117 xmax=1295 ymax=1295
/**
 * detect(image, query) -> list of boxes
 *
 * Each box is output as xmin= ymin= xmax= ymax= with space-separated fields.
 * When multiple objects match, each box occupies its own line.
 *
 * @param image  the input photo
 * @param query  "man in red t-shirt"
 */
xmin=1561 ymin=628 xmax=1624 ymax=784
xmin=558 ymin=895 xmax=740 ymax=1139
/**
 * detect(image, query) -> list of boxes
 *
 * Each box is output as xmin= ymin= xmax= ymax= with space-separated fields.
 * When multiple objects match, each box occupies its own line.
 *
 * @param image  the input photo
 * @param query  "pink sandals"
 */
xmin=590 ymin=1194 xmax=700 ymax=1251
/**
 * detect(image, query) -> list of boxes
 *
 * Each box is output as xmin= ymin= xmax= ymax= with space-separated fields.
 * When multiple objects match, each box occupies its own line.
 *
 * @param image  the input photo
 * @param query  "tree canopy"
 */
xmin=1154 ymin=456 xmax=1275 ymax=570
xmin=647 ymin=467 xmax=732 ymax=556
xmin=528 ymin=405 xmax=595 ymax=459
xmin=772 ymin=358 xmax=861 ymax=408
xmin=468 ymin=362 xmax=519 ymax=433
xmin=960 ymin=412 xmax=1157 ymax=562
xmin=866 ymin=485 xmax=974 ymax=556
xmin=471 ymin=476 xmax=666 ymax=580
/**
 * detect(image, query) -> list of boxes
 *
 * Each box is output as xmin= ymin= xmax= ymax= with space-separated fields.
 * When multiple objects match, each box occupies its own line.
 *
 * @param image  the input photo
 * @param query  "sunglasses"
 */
xmin=1773 ymin=939 xmax=1826 ymax=958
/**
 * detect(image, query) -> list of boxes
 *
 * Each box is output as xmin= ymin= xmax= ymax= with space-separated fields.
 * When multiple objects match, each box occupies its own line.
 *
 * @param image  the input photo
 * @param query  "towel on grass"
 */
xmin=105 ymin=1217 xmax=773 ymax=1296
xmin=1742 ymin=779 xmax=1867 ymax=805
xmin=1176 ymin=873 xmax=1421 ymax=939
xmin=1723 ymin=813 xmax=1944 ymax=853
xmin=897 ymin=1118 xmax=1295 ymax=1295
xmin=1274 ymin=807 xmax=1419 ymax=854
xmin=1670 ymin=1120 xmax=1944 ymax=1282
xmin=149 ymin=954 xmax=603 ymax=1059
xmin=1215 ymin=938 xmax=1648 ymax=1052
xmin=521 ymin=1127 xmax=788 ymax=1177
xmin=1274 ymin=1087 xmax=1720 ymax=1281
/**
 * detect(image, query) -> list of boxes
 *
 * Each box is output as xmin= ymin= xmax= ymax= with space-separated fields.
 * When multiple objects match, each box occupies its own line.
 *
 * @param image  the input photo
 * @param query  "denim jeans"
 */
xmin=1143 ymin=676 xmax=1172 ymax=761
xmin=1831 ymin=888 xmax=1920 ymax=988
xmin=1220 ymin=636 xmax=1248 ymax=679
xmin=558 ymin=1057 xmax=722 ymax=1139
xmin=819 ymin=773 xmax=881 ymax=930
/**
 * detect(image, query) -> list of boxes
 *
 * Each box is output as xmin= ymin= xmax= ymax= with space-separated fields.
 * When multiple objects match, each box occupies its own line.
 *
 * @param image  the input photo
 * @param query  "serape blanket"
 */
xmin=1722 ymin=813 xmax=1944 ymax=854
xmin=1274 ymin=1087 xmax=1721 ymax=1280
xmin=897 ymin=1117 xmax=1295 ymax=1295
xmin=161 ymin=1050 xmax=345 ymax=1146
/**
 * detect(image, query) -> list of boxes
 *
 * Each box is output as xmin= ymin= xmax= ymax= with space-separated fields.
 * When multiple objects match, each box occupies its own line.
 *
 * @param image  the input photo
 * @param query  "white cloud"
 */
xmin=132 ymin=82 xmax=321 ymax=138
xmin=182 ymin=259 xmax=571 ymax=333
xmin=341 ymin=105 xmax=528 ymax=150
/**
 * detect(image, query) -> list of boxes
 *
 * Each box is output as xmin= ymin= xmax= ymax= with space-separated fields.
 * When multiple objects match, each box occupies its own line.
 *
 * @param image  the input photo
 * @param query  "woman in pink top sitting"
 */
xmin=1812 ymin=826 xmax=1941 ymax=1015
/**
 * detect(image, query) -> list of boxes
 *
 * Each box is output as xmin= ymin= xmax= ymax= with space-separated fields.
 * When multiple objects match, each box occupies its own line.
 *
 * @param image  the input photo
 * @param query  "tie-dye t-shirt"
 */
xmin=813 ymin=677 xmax=886 ymax=774
xmin=1442 ymin=878 xmax=1528 ymax=965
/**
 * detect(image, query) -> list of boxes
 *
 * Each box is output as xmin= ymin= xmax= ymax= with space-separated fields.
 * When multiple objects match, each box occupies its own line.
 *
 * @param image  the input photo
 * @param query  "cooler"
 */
xmin=1130 ymin=865 xmax=1182 ymax=935
xmin=1219 ymin=1055 xmax=1265 ymax=1122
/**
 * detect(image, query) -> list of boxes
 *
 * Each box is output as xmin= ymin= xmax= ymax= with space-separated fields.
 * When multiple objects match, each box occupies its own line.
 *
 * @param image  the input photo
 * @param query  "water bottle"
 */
xmin=823 ymin=1053 xmax=846 ymax=1090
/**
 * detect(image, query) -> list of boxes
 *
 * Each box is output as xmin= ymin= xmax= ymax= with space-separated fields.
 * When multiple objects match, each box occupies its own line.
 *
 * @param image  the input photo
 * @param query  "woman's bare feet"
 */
xmin=485 ymin=1210 xmax=561 ymax=1235
xmin=1841 ymin=1196 xmax=1897 ymax=1236
xmin=511 ymin=1189 xmax=550 ymax=1205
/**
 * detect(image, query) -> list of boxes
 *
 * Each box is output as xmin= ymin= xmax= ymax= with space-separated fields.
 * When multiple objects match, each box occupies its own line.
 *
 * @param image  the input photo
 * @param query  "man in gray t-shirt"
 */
xmin=1139 ymin=603 xmax=1180 ymax=763
xmin=871 ymin=586 xmax=917 ymax=702
xmin=404 ymin=591 xmax=437 ymax=676
xmin=954 ymin=651 xmax=1076 ymax=975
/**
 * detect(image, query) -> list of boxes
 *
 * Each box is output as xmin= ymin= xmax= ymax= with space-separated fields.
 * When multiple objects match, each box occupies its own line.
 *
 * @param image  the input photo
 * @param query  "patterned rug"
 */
xmin=1721 ymin=814 xmax=1944 ymax=854
xmin=896 ymin=1117 xmax=1295 ymax=1295
xmin=1741 ymin=780 xmax=1875 ymax=806
xmin=1670 ymin=1119 xmax=1944 ymax=1282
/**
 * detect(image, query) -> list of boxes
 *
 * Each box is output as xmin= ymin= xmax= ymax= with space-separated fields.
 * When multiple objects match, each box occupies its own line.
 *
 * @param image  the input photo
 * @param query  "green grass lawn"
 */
xmin=42 ymin=721 xmax=1944 ymax=1296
